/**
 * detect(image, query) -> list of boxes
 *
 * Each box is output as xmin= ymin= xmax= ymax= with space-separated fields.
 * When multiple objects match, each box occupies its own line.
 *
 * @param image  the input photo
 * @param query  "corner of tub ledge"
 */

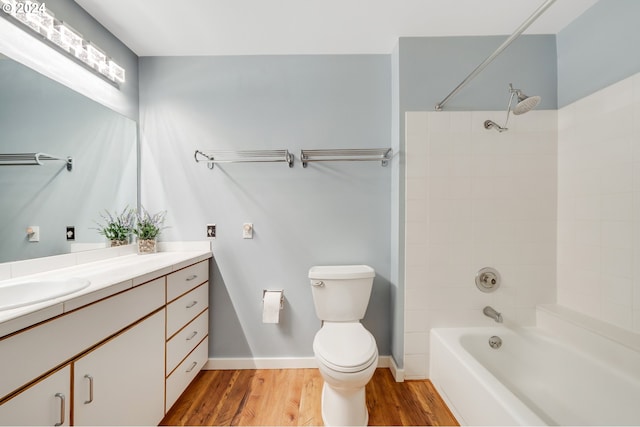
xmin=536 ymin=303 xmax=562 ymax=315
xmin=0 ymin=262 xmax=10 ymax=281
xmin=537 ymin=303 xmax=640 ymax=353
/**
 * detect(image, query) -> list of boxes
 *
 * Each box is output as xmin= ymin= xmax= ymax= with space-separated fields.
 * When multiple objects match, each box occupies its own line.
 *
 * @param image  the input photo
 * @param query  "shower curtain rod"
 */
xmin=434 ymin=0 xmax=557 ymax=111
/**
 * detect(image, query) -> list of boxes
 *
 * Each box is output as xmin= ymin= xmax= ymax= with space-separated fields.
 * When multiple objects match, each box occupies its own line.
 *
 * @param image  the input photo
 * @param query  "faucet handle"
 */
xmin=475 ymin=267 xmax=501 ymax=292
xmin=480 ymin=272 xmax=497 ymax=286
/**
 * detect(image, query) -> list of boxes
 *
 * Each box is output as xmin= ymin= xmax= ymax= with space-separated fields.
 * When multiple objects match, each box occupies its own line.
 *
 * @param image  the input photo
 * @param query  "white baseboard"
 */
xmin=204 ymin=357 xmax=316 ymax=370
xmin=204 ymin=355 xmax=395 ymax=371
xmin=388 ymin=356 xmax=405 ymax=382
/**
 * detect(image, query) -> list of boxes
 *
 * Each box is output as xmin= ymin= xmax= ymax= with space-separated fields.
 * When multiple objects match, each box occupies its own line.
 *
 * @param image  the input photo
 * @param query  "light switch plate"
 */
xmin=27 ymin=225 xmax=40 ymax=242
xmin=242 ymin=223 xmax=253 ymax=239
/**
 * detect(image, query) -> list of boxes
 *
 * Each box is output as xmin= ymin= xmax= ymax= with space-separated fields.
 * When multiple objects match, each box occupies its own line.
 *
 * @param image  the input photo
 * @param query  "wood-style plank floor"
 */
xmin=160 ymin=368 xmax=458 ymax=426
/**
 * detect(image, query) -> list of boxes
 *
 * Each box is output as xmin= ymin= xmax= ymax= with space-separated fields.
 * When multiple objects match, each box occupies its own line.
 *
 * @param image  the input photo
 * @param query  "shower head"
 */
xmin=513 ymin=95 xmax=541 ymax=115
xmin=484 ymin=83 xmax=541 ymax=132
xmin=511 ymin=85 xmax=541 ymax=115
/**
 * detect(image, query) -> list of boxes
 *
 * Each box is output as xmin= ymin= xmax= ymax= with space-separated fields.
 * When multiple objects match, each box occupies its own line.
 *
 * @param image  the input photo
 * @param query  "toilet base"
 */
xmin=321 ymin=382 xmax=369 ymax=426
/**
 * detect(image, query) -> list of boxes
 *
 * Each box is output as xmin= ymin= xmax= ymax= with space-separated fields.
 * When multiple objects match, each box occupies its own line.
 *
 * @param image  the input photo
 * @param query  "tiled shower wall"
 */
xmin=404 ymin=110 xmax=558 ymax=379
xmin=557 ymin=72 xmax=640 ymax=332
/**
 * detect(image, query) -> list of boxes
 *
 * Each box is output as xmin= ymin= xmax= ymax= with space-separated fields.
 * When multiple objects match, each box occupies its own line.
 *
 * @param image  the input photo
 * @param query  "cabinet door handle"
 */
xmin=54 ymin=393 xmax=65 ymax=426
xmin=186 ymin=274 xmax=198 ymax=281
xmin=186 ymin=331 xmax=198 ymax=341
xmin=84 ymin=374 xmax=94 ymax=404
xmin=186 ymin=300 xmax=198 ymax=309
xmin=186 ymin=361 xmax=198 ymax=373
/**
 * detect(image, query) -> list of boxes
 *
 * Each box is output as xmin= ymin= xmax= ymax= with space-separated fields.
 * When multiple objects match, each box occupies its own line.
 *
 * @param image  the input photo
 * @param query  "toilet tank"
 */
xmin=309 ymin=265 xmax=375 ymax=321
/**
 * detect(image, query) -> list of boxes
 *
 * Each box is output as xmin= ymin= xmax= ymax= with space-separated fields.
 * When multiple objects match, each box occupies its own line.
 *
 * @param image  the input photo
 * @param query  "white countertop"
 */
xmin=0 ymin=247 xmax=212 ymax=338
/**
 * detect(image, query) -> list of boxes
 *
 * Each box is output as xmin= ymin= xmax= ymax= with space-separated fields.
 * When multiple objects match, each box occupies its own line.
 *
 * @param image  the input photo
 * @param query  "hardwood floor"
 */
xmin=160 ymin=368 xmax=458 ymax=426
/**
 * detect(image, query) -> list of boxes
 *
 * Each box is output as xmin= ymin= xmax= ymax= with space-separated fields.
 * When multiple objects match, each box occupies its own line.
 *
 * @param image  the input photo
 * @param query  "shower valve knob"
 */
xmin=481 ymin=274 xmax=497 ymax=285
xmin=475 ymin=267 xmax=501 ymax=293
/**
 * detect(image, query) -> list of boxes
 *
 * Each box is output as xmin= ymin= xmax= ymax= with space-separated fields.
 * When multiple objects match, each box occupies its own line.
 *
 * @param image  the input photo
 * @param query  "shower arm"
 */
xmin=434 ymin=0 xmax=556 ymax=111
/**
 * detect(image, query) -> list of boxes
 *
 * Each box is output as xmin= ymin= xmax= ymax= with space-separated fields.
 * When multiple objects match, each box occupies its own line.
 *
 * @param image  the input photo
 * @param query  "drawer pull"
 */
xmin=186 ymin=274 xmax=198 ymax=281
xmin=84 ymin=374 xmax=94 ymax=404
xmin=186 ymin=300 xmax=198 ymax=309
xmin=186 ymin=331 xmax=198 ymax=341
xmin=186 ymin=361 xmax=198 ymax=373
xmin=54 ymin=393 xmax=65 ymax=426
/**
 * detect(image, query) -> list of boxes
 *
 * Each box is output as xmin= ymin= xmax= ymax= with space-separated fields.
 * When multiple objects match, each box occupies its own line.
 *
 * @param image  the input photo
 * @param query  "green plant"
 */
xmin=133 ymin=207 xmax=167 ymax=240
xmin=94 ymin=207 xmax=135 ymax=241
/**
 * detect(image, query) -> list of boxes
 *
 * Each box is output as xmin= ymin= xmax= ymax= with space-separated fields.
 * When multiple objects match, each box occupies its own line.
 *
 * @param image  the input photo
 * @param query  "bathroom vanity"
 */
xmin=0 ymin=244 xmax=211 ymax=426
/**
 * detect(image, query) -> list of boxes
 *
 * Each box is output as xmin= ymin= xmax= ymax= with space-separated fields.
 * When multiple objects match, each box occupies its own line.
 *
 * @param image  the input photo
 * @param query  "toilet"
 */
xmin=309 ymin=265 xmax=378 ymax=426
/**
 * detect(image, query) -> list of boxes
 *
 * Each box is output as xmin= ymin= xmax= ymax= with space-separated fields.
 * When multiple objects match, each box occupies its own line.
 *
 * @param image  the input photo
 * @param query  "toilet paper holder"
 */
xmin=263 ymin=289 xmax=284 ymax=309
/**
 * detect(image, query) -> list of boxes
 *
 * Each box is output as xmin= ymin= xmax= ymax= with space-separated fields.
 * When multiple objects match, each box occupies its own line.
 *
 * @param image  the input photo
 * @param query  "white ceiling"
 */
xmin=74 ymin=0 xmax=598 ymax=56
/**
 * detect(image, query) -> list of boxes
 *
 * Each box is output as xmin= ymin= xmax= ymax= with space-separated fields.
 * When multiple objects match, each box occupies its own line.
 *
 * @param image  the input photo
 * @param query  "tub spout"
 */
xmin=483 ymin=306 xmax=503 ymax=323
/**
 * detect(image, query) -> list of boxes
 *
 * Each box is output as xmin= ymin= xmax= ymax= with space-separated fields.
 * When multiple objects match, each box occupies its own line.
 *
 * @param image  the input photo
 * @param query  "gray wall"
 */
xmin=389 ymin=45 xmax=403 ymax=368
xmin=139 ymin=55 xmax=392 ymax=358
xmin=398 ymin=35 xmax=558 ymax=112
xmin=557 ymin=0 xmax=640 ymax=107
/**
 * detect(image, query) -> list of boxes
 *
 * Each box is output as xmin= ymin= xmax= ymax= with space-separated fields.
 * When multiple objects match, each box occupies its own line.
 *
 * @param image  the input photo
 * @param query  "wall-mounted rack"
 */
xmin=300 ymin=148 xmax=392 ymax=168
xmin=0 ymin=153 xmax=73 ymax=171
xmin=194 ymin=150 xmax=294 ymax=169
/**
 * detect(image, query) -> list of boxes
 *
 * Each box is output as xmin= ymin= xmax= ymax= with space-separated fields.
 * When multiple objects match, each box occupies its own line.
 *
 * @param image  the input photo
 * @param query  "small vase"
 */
xmin=109 ymin=239 xmax=128 ymax=247
xmin=137 ymin=238 xmax=157 ymax=254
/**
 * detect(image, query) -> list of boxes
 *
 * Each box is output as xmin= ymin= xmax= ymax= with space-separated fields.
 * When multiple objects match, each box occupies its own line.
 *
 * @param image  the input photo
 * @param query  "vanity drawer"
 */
xmin=166 ymin=337 xmax=208 ymax=412
xmin=166 ymin=309 xmax=208 ymax=374
xmin=166 ymin=283 xmax=208 ymax=338
xmin=166 ymin=261 xmax=208 ymax=303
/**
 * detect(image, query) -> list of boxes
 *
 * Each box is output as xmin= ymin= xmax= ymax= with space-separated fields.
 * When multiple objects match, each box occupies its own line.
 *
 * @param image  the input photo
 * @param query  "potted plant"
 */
xmin=94 ymin=207 xmax=135 ymax=247
xmin=133 ymin=207 xmax=167 ymax=254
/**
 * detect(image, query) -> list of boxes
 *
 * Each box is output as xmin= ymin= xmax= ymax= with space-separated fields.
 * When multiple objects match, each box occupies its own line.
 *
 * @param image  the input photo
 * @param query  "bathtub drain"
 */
xmin=488 ymin=336 xmax=502 ymax=349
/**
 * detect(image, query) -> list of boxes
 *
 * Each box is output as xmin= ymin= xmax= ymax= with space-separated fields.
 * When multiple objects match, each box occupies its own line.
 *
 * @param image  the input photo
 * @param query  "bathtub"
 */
xmin=430 ymin=321 xmax=640 ymax=425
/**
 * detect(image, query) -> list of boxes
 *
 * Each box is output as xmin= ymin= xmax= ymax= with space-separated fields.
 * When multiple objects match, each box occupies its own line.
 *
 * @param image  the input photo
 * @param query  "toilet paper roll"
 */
xmin=262 ymin=290 xmax=282 ymax=323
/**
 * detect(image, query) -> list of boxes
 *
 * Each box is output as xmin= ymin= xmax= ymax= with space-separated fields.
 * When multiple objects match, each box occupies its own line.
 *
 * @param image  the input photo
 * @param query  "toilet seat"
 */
xmin=313 ymin=322 xmax=377 ymax=373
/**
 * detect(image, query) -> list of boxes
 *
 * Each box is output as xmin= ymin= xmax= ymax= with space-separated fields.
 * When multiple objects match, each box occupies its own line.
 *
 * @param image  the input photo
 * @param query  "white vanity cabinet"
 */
xmin=0 ymin=278 xmax=164 ymax=402
xmin=0 ymin=366 xmax=70 ymax=426
xmin=0 ymin=255 xmax=211 ymax=426
xmin=164 ymin=262 xmax=210 ymax=411
xmin=73 ymin=309 xmax=165 ymax=426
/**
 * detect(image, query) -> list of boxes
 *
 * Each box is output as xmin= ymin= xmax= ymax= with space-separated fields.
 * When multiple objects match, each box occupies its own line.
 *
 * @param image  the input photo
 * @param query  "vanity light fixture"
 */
xmin=0 ymin=0 xmax=125 ymax=84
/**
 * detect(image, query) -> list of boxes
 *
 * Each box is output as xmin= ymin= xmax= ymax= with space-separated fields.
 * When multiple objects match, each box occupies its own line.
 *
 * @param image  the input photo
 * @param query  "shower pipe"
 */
xmin=434 ymin=0 xmax=557 ymax=111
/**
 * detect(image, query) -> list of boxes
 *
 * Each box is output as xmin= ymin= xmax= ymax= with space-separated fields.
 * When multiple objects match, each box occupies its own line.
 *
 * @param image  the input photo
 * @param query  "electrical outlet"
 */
xmin=66 ymin=226 xmax=75 ymax=241
xmin=207 ymin=224 xmax=216 ymax=239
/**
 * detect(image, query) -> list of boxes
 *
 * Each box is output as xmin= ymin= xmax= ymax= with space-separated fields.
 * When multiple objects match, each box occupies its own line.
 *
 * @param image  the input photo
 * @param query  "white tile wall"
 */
xmin=557 ymin=72 xmax=640 ymax=333
xmin=404 ymin=110 xmax=558 ymax=379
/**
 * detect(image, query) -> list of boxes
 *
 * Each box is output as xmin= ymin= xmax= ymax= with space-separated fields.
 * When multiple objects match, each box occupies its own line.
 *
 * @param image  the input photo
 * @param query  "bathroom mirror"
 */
xmin=0 ymin=53 xmax=138 ymax=263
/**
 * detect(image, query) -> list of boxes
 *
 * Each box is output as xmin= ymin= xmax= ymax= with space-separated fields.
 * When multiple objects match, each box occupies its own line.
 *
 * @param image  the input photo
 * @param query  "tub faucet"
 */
xmin=483 ymin=306 xmax=503 ymax=323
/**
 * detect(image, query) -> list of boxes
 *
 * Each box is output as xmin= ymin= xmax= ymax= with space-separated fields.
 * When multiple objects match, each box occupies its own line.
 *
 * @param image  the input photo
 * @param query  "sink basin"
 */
xmin=0 ymin=278 xmax=90 ymax=311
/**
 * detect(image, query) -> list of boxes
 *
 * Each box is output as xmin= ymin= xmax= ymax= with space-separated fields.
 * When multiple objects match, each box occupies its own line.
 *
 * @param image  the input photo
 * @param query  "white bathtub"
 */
xmin=430 ymin=322 xmax=640 ymax=425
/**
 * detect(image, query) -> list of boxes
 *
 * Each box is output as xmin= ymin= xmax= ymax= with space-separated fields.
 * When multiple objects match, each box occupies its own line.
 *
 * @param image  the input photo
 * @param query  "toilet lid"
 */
xmin=313 ymin=323 xmax=378 ymax=373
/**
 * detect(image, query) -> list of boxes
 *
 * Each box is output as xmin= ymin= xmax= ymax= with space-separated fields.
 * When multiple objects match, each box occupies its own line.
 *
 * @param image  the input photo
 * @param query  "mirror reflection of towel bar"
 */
xmin=0 ymin=152 xmax=73 ymax=171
